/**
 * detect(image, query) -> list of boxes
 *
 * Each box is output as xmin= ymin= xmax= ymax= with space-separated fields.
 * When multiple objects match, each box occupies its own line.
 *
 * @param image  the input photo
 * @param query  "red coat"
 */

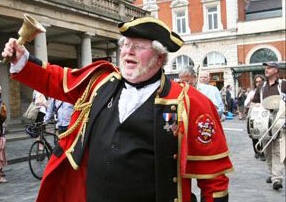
xmin=12 ymin=60 xmax=233 ymax=202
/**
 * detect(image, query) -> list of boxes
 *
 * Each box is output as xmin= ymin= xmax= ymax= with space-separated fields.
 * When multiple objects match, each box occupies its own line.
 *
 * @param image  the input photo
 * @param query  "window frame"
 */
xmin=202 ymin=1 xmax=223 ymax=32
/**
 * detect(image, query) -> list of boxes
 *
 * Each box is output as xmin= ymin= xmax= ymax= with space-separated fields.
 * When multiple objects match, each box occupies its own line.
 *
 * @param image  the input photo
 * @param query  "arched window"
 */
xmin=203 ymin=51 xmax=227 ymax=67
xmin=172 ymin=55 xmax=194 ymax=70
xmin=250 ymin=48 xmax=278 ymax=63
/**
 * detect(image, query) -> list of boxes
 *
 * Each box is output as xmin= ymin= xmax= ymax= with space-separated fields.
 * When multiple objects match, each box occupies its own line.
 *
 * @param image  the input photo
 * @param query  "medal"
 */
xmin=163 ymin=113 xmax=172 ymax=132
xmin=163 ymin=113 xmax=178 ymax=132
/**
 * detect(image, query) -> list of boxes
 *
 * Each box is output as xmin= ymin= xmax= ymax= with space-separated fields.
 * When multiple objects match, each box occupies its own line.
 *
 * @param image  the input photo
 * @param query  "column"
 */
xmin=34 ymin=30 xmax=48 ymax=62
xmin=81 ymin=32 xmax=94 ymax=67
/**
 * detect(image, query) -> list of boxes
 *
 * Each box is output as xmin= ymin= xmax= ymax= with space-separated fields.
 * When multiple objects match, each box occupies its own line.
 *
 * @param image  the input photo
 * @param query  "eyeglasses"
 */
xmin=120 ymin=43 xmax=152 ymax=52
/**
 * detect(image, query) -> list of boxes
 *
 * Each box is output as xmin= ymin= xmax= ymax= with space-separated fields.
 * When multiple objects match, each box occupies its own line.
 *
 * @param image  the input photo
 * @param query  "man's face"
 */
xmin=199 ymin=73 xmax=209 ymax=84
xmin=265 ymin=66 xmax=278 ymax=79
xmin=179 ymin=74 xmax=197 ymax=86
xmin=119 ymin=37 xmax=164 ymax=83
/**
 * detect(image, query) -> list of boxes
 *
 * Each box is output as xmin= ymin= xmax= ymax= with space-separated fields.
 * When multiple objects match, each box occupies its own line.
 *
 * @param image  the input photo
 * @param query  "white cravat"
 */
xmin=118 ymin=80 xmax=160 ymax=123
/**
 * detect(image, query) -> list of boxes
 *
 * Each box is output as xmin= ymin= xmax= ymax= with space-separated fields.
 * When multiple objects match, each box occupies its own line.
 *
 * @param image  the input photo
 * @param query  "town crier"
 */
xmin=2 ymin=16 xmax=233 ymax=202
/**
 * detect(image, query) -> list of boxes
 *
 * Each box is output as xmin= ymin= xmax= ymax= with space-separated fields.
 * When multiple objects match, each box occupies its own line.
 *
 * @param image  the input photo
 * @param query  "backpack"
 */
xmin=0 ymin=103 xmax=7 ymax=122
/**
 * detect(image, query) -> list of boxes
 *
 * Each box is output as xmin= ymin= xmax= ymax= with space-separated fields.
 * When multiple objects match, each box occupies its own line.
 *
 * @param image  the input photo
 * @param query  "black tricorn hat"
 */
xmin=118 ymin=17 xmax=184 ymax=52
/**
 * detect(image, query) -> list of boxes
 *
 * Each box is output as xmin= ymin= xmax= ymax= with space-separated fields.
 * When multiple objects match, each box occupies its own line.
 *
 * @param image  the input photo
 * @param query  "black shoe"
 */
xmin=260 ymin=154 xmax=266 ymax=161
xmin=266 ymin=177 xmax=272 ymax=184
xmin=273 ymin=181 xmax=283 ymax=190
xmin=254 ymin=153 xmax=260 ymax=159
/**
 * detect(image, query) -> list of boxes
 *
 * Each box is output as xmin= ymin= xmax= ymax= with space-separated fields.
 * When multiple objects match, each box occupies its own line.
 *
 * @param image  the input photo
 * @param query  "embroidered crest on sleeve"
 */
xmin=196 ymin=114 xmax=216 ymax=144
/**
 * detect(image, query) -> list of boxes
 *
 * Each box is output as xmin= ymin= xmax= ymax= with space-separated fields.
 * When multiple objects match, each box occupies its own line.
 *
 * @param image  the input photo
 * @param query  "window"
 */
xmin=175 ymin=11 xmax=187 ymax=34
xmin=142 ymin=0 xmax=158 ymax=18
xmin=171 ymin=0 xmax=190 ymax=34
xmin=202 ymin=1 xmax=223 ymax=32
xmin=207 ymin=6 xmax=218 ymax=30
xmin=203 ymin=52 xmax=227 ymax=67
xmin=245 ymin=0 xmax=282 ymax=20
xmin=172 ymin=55 xmax=194 ymax=70
xmin=250 ymin=48 xmax=278 ymax=63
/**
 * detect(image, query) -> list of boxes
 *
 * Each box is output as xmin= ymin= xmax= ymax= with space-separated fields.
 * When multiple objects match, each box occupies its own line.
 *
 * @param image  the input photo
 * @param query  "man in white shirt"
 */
xmin=197 ymin=71 xmax=225 ymax=118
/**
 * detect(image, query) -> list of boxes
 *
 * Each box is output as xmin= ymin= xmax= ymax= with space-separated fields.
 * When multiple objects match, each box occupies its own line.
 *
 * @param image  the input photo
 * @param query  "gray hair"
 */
xmin=179 ymin=65 xmax=196 ymax=77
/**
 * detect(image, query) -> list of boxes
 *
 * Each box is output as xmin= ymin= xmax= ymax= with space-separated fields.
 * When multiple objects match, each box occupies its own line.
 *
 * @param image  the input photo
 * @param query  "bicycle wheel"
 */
xmin=28 ymin=140 xmax=50 ymax=180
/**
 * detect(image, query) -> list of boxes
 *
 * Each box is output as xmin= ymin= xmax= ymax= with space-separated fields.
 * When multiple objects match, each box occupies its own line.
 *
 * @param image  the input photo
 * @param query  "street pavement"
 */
xmin=0 ymin=117 xmax=285 ymax=202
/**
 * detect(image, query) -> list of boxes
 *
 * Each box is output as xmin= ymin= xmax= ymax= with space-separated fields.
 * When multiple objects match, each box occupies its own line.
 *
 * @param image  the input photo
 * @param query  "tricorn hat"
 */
xmin=118 ymin=17 xmax=184 ymax=52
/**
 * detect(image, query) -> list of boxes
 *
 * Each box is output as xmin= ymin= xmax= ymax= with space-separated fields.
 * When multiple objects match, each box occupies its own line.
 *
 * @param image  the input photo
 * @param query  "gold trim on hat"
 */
xmin=119 ymin=17 xmax=184 ymax=47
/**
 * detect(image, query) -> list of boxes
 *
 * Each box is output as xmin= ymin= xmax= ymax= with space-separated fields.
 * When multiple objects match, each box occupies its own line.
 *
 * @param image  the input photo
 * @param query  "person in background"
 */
xmin=178 ymin=65 xmax=197 ymax=87
xmin=0 ymin=85 xmax=8 ymax=183
xmin=226 ymin=85 xmax=234 ymax=113
xmin=44 ymin=98 xmax=74 ymax=135
xmin=197 ymin=71 xmax=225 ymax=118
xmin=2 ymin=16 xmax=233 ymax=202
xmin=33 ymin=90 xmax=48 ymax=123
xmin=220 ymin=87 xmax=227 ymax=110
xmin=236 ymin=87 xmax=247 ymax=120
xmin=244 ymin=74 xmax=266 ymax=161
xmin=252 ymin=62 xmax=286 ymax=191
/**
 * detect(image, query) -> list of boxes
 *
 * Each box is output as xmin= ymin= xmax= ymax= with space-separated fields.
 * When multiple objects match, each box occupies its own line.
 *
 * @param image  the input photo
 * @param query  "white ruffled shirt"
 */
xmin=118 ymin=81 xmax=160 ymax=123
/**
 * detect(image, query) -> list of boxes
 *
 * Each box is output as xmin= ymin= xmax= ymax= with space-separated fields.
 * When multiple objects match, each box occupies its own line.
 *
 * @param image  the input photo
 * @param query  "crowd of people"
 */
xmin=251 ymin=62 xmax=285 ymax=191
xmin=178 ymin=62 xmax=285 ymax=193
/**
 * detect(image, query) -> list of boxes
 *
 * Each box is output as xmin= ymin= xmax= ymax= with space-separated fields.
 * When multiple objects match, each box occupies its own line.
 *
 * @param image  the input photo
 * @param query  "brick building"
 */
xmin=133 ymin=0 xmax=286 ymax=93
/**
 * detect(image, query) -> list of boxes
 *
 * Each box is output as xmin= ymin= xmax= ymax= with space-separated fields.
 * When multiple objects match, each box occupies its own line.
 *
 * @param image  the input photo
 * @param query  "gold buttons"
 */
xmin=173 ymin=177 xmax=178 ymax=183
xmin=174 ymin=198 xmax=178 ymax=202
xmin=173 ymin=154 xmax=178 ymax=159
xmin=171 ymin=105 xmax=176 ymax=111
xmin=110 ymin=77 xmax=115 ymax=82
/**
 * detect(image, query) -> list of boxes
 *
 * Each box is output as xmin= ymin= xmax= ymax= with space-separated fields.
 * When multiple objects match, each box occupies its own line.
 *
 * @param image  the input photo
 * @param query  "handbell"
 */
xmin=17 ymin=14 xmax=46 ymax=45
xmin=2 ymin=13 xmax=46 ymax=64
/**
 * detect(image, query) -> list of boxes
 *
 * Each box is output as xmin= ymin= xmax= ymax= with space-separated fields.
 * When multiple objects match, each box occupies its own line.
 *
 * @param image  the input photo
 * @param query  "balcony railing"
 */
xmin=47 ymin=0 xmax=149 ymax=21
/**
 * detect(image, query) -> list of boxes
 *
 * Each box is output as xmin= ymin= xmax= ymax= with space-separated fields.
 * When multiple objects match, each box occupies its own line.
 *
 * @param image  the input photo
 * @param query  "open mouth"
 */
xmin=125 ymin=59 xmax=137 ymax=64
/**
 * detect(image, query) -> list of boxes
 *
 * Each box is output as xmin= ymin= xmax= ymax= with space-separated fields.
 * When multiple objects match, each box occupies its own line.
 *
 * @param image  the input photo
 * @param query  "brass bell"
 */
xmin=3 ymin=13 xmax=46 ymax=64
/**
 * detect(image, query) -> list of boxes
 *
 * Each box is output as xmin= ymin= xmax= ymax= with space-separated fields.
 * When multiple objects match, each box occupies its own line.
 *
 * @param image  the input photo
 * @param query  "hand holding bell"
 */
xmin=1 ymin=13 xmax=46 ymax=64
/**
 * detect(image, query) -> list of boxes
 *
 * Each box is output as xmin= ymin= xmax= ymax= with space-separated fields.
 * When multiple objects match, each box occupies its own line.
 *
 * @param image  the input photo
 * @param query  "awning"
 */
xmin=231 ymin=62 xmax=286 ymax=73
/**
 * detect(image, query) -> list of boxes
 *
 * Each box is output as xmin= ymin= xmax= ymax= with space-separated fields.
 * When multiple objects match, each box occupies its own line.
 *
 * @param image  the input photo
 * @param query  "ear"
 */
xmin=157 ymin=53 xmax=165 ymax=66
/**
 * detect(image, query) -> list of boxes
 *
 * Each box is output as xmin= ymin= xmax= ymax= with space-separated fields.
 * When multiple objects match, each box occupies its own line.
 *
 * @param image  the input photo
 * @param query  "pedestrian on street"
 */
xmin=245 ymin=74 xmax=266 ymax=161
xmin=252 ymin=62 xmax=286 ymax=191
xmin=236 ymin=87 xmax=247 ymax=120
xmin=178 ymin=65 xmax=197 ymax=87
xmin=43 ymin=98 xmax=74 ymax=134
xmin=2 ymin=16 xmax=233 ymax=202
xmin=0 ymin=85 xmax=8 ymax=183
xmin=197 ymin=71 xmax=225 ymax=118
xmin=226 ymin=85 xmax=234 ymax=113
xmin=33 ymin=90 xmax=48 ymax=123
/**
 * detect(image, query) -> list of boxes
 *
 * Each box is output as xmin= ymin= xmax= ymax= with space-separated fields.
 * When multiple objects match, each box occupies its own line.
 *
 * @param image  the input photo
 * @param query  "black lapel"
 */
xmin=71 ymin=77 xmax=122 ymax=166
